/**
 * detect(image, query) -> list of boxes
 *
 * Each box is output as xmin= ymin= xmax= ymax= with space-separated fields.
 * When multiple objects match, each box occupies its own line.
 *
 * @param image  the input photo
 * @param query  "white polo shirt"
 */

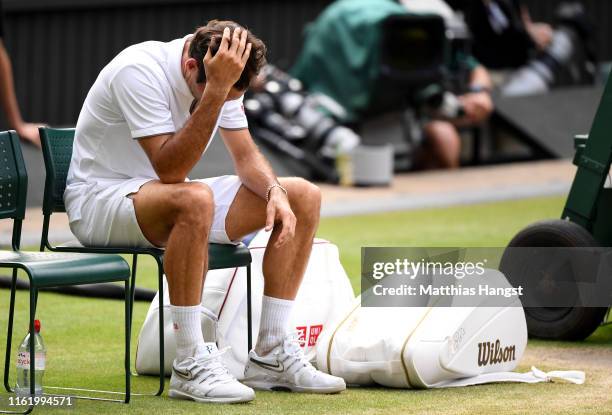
xmin=65 ymin=35 xmax=248 ymax=223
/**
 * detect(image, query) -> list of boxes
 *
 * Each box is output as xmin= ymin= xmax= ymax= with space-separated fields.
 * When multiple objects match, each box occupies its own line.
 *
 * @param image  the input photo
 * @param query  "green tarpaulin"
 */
xmin=291 ymin=0 xmax=408 ymax=122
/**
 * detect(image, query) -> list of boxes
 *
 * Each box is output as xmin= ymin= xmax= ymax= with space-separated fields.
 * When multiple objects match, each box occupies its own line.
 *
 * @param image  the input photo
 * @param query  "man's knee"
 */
xmin=172 ymin=182 xmax=215 ymax=227
xmin=286 ymin=178 xmax=321 ymax=223
xmin=424 ymin=121 xmax=457 ymax=140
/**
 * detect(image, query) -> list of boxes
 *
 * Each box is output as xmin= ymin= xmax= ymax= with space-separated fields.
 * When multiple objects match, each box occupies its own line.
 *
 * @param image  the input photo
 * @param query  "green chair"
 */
xmin=38 ymin=127 xmax=253 ymax=396
xmin=0 ymin=131 xmax=132 ymax=414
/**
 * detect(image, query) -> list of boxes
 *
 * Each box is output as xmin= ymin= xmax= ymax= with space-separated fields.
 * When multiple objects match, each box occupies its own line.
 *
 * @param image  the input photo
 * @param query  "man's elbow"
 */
xmin=154 ymin=165 xmax=186 ymax=184
xmin=158 ymin=175 xmax=185 ymax=185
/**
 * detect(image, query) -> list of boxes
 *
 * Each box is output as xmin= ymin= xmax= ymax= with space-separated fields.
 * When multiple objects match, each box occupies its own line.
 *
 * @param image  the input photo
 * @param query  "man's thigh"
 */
xmin=71 ymin=182 xmax=153 ymax=248
xmin=131 ymin=180 xmax=212 ymax=247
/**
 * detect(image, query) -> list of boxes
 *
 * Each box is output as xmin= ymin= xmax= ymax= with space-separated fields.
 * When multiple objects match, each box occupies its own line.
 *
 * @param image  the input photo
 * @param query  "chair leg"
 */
xmin=155 ymin=255 xmax=165 ymax=396
xmin=28 ymin=287 xmax=36 ymax=398
xmin=124 ymin=280 xmax=131 ymax=404
xmin=0 ymin=283 xmax=38 ymax=414
xmin=4 ymin=269 xmax=17 ymax=393
xmin=32 ymin=290 xmax=38 ymax=318
xmin=0 ymin=274 xmax=32 ymax=415
xmin=247 ymin=264 xmax=252 ymax=353
xmin=129 ymin=255 xmax=138 ymax=332
xmin=126 ymin=253 xmax=164 ymax=397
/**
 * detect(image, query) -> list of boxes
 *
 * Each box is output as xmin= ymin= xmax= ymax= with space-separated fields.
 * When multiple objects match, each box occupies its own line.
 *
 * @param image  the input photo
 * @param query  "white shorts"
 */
xmin=69 ymin=175 xmax=243 ymax=248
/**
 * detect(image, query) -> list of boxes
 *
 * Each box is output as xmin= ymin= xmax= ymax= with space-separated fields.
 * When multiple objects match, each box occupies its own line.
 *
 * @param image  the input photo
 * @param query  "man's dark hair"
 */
xmin=189 ymin=20 xmax=267 ymax=91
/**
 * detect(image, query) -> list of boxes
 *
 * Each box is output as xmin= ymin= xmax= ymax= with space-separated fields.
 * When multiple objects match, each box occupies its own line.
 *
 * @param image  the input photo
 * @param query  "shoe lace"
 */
xmin=279 ymin=332 xmax=317 ymax=377
xmin=187 ymin=346 xmax=235 ymax=385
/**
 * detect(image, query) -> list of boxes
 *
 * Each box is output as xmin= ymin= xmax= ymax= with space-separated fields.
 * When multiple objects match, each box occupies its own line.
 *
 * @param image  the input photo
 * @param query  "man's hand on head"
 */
xmin=265 ymin=187 xmax=296 ymax=249
xmin=203 ymin=27 xmax=252 ymax=97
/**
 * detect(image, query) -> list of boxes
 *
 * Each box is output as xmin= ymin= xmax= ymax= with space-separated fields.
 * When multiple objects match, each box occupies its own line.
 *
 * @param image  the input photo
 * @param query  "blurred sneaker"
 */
xmin=169 ymin=343 xmax=255 ymax=403
xmin=243 ymin=332 xmax=346 ymax=394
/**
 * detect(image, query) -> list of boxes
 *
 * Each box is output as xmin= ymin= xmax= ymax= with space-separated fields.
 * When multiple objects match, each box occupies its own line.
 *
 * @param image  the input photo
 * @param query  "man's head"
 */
xmin=185 ymin=20 xmax=267 ymax=99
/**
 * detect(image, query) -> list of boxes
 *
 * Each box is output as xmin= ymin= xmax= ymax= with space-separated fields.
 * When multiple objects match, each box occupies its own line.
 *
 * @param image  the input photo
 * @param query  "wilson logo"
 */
xmin=477 ymin=340 xmax=516 ymax=366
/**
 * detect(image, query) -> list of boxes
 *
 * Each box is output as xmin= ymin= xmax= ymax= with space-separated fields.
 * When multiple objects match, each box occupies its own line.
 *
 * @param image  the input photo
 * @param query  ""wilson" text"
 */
xmin=477 ymin=340 xmax=516 ymax=366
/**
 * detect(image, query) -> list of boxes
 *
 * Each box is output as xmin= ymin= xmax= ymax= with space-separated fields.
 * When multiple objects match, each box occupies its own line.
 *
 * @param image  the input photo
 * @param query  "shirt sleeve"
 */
xmin=451 ymin=51 xmax=481 ymax=73
xmin=219 ymin=95 xmax=248 ymax=130
xmin=110 ymin=64 xmax=176 ymax=139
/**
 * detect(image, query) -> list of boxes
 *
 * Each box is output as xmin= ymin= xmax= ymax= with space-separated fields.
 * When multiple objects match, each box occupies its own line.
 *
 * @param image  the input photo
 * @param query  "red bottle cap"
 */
xmin=34 ymin=320 xmax=41 ymax=333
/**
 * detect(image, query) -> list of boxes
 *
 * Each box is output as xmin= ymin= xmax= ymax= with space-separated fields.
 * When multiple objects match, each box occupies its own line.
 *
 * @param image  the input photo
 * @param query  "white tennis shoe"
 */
xmin=243 ymin=332 xmax=346 ymax=394
xmin=169 ymin=343 xmax=255 ymax=404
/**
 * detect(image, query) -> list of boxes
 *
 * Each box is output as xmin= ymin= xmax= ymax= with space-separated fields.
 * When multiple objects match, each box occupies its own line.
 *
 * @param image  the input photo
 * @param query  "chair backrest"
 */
xmin=0 ymin=131 xmax=27 ymax=222
xmin=0 ymin=131 xmax=28 ymax=250
xmin=39 ymin=127 xmax=75 ymax=215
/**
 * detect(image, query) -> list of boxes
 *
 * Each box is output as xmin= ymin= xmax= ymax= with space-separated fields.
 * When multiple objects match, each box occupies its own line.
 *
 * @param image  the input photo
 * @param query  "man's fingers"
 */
xmin=289 ymin=216 xmax=297 ymax=238
xmin=276 ymin=221 xmax=290 ymax=247
xmin=265 ymin=205 xmax=275 ymax=232
xmin=219 ymin=27 xmax=231 ymax=52
xmin=241 ymin=43 xmax=252 ymax=64
xmin=287 ymin=216 xmax=296 ymax=241
xmin=276 ymin=213 xmax=296 ymax=247
xmin=229 ymin=27 xmax=241 ymax=54
xmin=204 ymin=46 xmax=212 ymax=63
xmin=237 ymin=29 xmax=247 ymax=57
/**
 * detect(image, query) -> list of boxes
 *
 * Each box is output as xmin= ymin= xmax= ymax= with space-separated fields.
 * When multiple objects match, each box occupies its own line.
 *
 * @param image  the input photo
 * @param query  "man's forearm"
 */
xmin=235 ymin=148 xmax=280 ymax=200
xmin=470 ymin=65 xmax=492 ymax=90
xmin=0 ymin=42 xmax=24 ymax=128
xmin=150 ymin=86 xmax=228 ymax=183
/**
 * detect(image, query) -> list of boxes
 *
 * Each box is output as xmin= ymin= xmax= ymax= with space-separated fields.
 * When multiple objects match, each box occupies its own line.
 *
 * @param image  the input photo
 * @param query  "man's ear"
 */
xmin=184 ymin=57 xmax=199 ymax=73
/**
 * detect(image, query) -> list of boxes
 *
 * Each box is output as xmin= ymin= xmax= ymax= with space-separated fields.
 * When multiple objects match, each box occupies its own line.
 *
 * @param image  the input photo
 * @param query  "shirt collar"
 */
xmin=167 ymin=35 xmax=194 ymax=100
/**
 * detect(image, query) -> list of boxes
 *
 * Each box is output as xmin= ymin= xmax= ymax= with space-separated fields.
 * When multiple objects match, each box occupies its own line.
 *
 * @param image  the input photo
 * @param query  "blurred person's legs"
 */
xmin=421 ymin=120 xmax=462 ymax=169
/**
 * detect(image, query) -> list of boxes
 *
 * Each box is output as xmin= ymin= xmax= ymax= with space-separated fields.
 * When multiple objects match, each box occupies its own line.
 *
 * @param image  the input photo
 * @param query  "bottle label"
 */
xmin=16 ymin=352 xmax=45 ymax=370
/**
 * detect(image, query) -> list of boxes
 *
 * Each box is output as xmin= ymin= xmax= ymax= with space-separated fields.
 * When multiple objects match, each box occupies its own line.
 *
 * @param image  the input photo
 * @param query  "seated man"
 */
xmin=64 ymin=19 xmax=345 ymax=404
xmin=421 ymin=61 xmax=494 ymax=169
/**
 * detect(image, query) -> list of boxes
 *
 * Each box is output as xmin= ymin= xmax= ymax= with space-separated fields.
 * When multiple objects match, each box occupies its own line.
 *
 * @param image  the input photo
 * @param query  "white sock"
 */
xmin=171 ymin=305 xmax=205 ymax=361
xmin=255 ymin=295 xmax=294 ymax=355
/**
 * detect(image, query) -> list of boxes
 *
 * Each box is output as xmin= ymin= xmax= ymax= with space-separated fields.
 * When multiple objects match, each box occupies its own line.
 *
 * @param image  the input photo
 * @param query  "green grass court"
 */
xmin=1 ymin=196 xmax=611 ymax=414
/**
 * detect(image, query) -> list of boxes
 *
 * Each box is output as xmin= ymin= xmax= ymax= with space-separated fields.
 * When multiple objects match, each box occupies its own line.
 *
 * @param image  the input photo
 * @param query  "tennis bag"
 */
xmin=135 ymin=230 xmax=355 ymax=379
xmin=317 ymin=271 xmax=585 ymax=388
